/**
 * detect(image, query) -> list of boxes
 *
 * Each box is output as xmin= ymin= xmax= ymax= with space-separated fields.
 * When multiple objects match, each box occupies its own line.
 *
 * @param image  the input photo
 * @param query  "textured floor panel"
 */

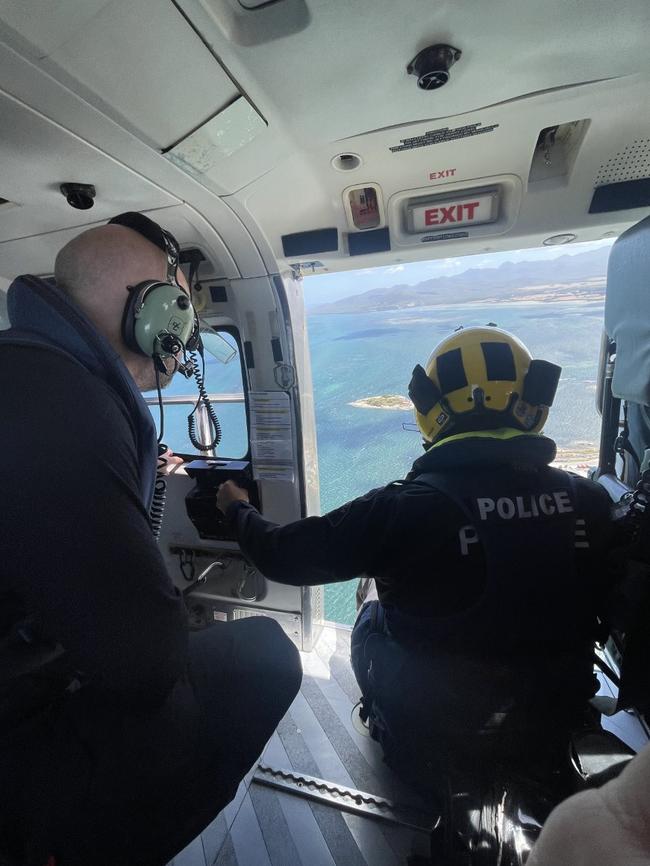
xmin=167 ymin=624 xmax=429 ymax=866
xmin=200 ymin=812 xmax=230 ymax=866
xmin=170 ymin=836 xmax=207 ymax=866
xmin=164 ymin=626 xmax=650 ymax=866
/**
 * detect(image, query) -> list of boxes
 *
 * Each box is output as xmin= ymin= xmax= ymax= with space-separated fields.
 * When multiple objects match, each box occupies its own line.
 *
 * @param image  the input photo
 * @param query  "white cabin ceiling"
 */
xmin=1 ymin=0 xmax=650 ymax=276
xmin=0 ymin=0 xmax=242 ymax=150
xmin=184 ymin=0 xmax=650 ymax=144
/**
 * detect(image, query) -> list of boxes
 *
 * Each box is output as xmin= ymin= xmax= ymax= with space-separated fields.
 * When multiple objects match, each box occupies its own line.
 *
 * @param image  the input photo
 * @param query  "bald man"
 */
xmin=0 ymin=213 xmax=301 ymax=866
xmin=54 ymin=221 xmax=186 ymax=389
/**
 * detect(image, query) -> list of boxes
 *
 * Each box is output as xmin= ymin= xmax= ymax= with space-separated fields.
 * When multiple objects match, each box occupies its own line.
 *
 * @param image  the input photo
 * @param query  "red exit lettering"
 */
xmin=429 ymin=168 xmax=457 ymax=180
xmin=424 ymin=201 xmax=480 ymax=226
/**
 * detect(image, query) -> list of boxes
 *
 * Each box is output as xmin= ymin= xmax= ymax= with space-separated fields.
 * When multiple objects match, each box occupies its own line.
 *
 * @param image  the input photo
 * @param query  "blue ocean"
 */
xmin=307 ymin=301 xmax=605 ymax=625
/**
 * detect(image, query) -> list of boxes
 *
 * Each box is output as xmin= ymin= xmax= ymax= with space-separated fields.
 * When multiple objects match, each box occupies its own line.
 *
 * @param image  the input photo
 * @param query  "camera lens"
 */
xmin=60 ymin=183 xmax=96 ymax=210
xmin=418 ymin=69 xmax=450 ymax=90
xmin=407 ymin=45 xmax=461 ymax=91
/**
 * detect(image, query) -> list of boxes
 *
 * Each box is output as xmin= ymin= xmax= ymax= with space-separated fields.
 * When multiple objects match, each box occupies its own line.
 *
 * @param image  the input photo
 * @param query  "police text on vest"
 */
xmin=476 ymin=491 xmax=573 ymax=521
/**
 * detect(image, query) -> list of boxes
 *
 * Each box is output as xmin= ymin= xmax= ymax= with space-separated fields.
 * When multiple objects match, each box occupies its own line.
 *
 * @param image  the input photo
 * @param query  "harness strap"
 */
xmin=358 ymin=601 xmax=388 ymax=724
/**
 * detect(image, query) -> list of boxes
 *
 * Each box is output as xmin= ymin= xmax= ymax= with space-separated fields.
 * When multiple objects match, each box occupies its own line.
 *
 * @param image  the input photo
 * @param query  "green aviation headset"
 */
xmin=110 ymin=211 xmax=200 ymax=372
xmin=109 ymin=211 xmax=221 ymax=451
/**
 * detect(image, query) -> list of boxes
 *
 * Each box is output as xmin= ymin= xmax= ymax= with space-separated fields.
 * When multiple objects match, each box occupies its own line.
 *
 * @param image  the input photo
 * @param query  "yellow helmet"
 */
xmin=408 ymin=326 xmax=561 ymax=444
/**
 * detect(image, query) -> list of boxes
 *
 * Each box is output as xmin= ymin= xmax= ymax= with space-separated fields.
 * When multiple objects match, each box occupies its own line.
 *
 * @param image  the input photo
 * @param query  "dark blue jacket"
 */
xmin=0 ymin=276 xmax=187 ymax=719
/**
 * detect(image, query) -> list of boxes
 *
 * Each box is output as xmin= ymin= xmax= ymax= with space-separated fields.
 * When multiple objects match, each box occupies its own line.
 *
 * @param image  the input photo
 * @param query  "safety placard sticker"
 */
xmin=421 ymin=231 xmax=470 ymax=243
xmin=249 ymin=391 xmax=295 ymax=482
xmin=389 ymin=122 xmax=499 ymax=153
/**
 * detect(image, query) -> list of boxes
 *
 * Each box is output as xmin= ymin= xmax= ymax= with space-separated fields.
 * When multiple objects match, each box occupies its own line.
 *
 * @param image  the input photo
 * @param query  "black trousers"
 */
xmin=1 ymin=617 xmax=302 ymax=866
xmin=351 ymin=602 xmax=595 ymax=791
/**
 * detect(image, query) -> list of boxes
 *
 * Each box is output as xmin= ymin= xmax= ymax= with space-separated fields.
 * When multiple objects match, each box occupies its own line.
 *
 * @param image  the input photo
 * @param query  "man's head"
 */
xmin=408 ymin=325 xmax=562 ymax=445
xmin=54 ymin=214 xmax=192 ymax=391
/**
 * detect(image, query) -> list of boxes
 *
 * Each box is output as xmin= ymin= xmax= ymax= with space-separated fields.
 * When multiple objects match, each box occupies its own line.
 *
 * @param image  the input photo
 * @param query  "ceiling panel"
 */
xmin=0 ymin=0 xmax=241 ymax=149
xmin=190 ymin=0 xmax=650 ymax=144
xmin=0 ymin=93 xmax=178 ymax=244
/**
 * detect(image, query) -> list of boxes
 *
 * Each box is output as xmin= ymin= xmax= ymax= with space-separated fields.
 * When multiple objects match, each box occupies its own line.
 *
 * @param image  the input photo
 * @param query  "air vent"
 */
xmin=595 ymin=140 xmax=650 ymax=186
xmin=239 ymin=0 xmax=282 ymax=7
xmin=528 ymin=120 xmax=589 ymax=183
xmin=282 ymin=228 xmax=338 ymax=257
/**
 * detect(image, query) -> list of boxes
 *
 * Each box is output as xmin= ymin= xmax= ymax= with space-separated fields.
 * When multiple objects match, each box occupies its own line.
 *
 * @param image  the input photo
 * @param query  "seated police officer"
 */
xmin=217 ymin=326 xmax=615 ymax=787
xmin=0 ymin=213 xmax=301 ymax=866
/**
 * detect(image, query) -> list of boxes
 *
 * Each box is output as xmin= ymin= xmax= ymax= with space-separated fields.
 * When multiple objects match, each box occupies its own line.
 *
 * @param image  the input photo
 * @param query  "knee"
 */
xmin=241 ymin=616 xmax=302 ymax=704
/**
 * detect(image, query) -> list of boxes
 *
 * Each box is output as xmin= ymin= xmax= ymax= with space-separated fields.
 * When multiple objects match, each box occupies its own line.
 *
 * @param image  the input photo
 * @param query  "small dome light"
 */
xmin=331 ymin=153 xmax=362 ymax=172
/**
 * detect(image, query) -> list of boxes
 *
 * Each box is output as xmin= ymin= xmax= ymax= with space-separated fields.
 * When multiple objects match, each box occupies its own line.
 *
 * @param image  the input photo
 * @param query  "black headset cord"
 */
xmin=148 ymin=364 xmax=169 ymax=540
xmin=154 ymin=361 xmax=165 ymax=445
xmin=187 ymin=345 xmax=222 ymax=452
xmin=150 ymin=445 xmax=169 ymax=541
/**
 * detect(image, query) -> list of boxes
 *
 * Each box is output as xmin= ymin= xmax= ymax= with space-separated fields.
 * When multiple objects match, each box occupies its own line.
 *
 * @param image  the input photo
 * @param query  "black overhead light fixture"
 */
xmin=60 ymin=182 xmax=96 ymax=210
xmin=407 ymin=44 xmax=461 ymax=90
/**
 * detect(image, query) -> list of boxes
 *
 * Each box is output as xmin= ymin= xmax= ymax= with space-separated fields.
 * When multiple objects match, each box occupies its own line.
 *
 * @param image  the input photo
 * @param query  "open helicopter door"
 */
xmin=595 ymin=214 xmax=650 ymax=723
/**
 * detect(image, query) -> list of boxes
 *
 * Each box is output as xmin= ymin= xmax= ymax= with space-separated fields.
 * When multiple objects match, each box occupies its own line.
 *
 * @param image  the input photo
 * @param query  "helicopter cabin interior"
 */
xmin=1 ymin=1 xmax=650 ymax=864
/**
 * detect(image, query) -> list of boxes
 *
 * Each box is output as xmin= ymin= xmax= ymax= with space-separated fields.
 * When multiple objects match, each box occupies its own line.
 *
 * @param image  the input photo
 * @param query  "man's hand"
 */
xmin=158 ymin=448 xmax=184 ymax=475
xmin=217 ymin=480 xmax=250 ymax=514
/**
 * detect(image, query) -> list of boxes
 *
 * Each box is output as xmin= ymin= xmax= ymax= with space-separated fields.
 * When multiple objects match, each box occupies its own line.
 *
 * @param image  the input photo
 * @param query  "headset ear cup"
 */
xmin=408 ymin=364 xmax=442 ymax=415
xmin=121 ymin=281 xmax=157 ymax=356
xmin=122 ymin=280 xmax=198 ymax=358
xmin=522 ymin=360 xmax=562 ymax=407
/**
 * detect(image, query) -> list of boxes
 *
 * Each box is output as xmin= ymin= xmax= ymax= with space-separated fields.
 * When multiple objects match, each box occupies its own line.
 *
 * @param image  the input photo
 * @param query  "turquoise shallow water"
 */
xmin=307 ymin=301 xmax=606 ymax=625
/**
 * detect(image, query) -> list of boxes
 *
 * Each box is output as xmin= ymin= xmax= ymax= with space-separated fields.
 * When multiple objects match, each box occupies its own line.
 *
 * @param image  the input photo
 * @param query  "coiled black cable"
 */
xmin=150 ymin=444 xmax=169 ymax=541
xmin=187 ymin=349 xmax=222 ymax=452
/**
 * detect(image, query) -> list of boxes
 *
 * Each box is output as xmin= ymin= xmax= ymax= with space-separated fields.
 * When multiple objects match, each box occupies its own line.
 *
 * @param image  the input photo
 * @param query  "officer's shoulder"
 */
xmin=565 ymin=471 xmax=613 ymax=508
xmin=383 ymin=478 xmax=447 ymax=501
xmin=352 ymin=480 xmax=414 ymax=504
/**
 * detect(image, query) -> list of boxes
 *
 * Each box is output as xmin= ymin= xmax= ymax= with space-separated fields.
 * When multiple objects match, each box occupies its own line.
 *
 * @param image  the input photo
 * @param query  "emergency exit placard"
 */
xmin=406 ymin=190 xmax=499 ymax=233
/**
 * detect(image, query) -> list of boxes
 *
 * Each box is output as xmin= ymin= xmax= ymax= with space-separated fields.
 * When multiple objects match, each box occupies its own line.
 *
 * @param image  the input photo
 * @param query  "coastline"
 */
xmin=348 ymin=393 xmax=600 ymax=475
xmin=310 ymin=295 xmax=605 ymax=317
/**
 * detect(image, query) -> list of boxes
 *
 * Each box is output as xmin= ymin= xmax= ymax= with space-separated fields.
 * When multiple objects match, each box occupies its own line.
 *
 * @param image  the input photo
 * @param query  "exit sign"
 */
xmin=407 ymin=190 xmax=499 ymax=233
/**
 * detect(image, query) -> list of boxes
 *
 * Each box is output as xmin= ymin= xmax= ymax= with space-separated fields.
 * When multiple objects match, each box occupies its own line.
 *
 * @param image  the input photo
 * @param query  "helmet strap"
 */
xmin=471 ymin=386 xmax=486 ymax=411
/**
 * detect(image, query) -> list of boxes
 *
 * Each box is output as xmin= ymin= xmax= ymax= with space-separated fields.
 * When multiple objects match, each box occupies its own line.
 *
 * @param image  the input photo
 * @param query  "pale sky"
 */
xmin=303 ymin=239 xmax=614 ymax=308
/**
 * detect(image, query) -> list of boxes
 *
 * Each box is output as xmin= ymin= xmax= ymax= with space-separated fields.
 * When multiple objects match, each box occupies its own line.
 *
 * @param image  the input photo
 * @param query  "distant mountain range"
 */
xmin=311 ymin=247 xmax=609 ymax=315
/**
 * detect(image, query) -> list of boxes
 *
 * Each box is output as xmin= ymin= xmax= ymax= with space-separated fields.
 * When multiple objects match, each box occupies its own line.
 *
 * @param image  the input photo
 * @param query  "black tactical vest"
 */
xmin=387 ymin=464 xmax=594 ymax=660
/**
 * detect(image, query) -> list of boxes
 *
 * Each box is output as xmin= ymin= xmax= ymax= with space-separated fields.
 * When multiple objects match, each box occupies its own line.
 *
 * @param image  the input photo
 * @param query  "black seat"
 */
xmin=420 ymin=725 xmax=634 ymax=866
xmin=570 ymin=728 xmax=635 ymax=787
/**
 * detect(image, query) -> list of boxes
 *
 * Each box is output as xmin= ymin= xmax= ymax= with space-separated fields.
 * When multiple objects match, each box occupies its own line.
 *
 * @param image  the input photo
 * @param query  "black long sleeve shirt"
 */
xmin=228 ymin=435 xmax=616 ymax=638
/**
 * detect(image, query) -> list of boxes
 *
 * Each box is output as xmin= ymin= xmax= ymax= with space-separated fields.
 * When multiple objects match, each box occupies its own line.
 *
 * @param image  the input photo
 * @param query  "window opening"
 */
xmin=304 ymin=239 xmax=614 ymax=625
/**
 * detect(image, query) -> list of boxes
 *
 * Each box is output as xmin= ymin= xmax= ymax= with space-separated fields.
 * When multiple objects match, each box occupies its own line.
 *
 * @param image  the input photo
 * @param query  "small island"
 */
xmin=350 ymin=394 xmax=413 ymax=411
